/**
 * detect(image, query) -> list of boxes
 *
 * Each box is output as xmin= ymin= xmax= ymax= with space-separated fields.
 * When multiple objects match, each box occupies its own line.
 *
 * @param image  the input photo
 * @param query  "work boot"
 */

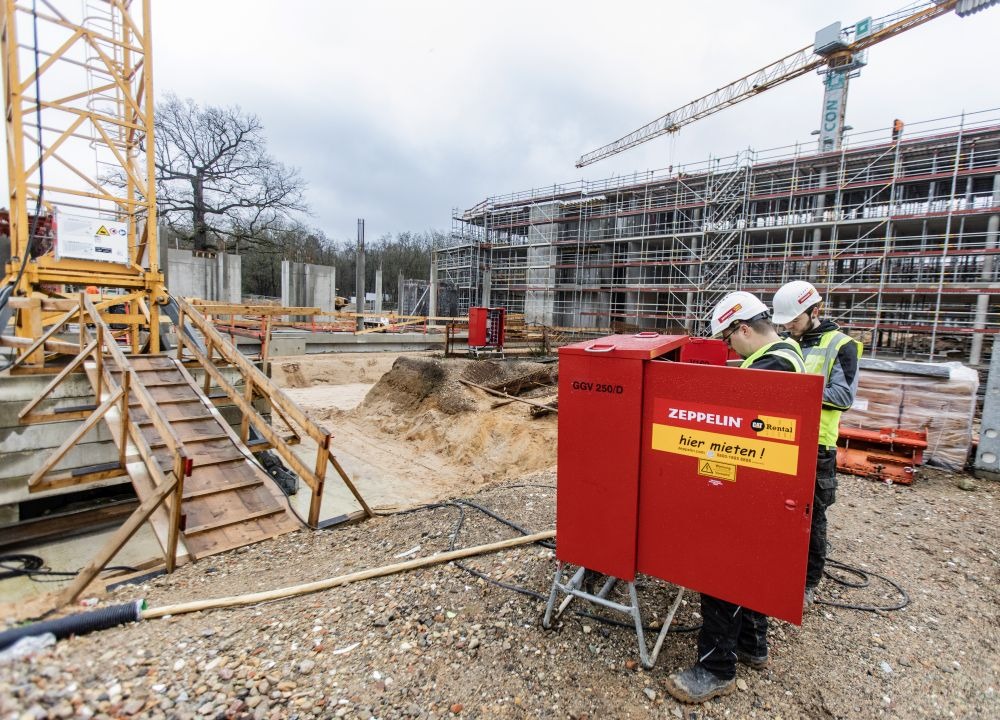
xmin=735 ymin=647 xmax=770 ymax=670
xmin=664 ymin=665 xmax=735 ymax=704
xmin=804 ymin=586 xmax=816 ymax=607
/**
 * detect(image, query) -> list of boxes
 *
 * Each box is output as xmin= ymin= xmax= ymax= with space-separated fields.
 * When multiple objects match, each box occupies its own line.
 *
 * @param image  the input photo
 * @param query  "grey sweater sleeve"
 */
xmin=823 ymin=341 xmax=860 ymax=410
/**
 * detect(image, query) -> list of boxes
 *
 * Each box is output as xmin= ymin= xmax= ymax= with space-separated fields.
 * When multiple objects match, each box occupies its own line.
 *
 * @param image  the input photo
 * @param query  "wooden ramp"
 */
xmin=117 ymin=354 xmax=303 ymax=559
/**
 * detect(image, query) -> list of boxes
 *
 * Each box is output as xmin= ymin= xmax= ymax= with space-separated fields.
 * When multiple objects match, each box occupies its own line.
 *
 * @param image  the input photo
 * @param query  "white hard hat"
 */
xmin=708 ymin=291 xmax=770 ymax=337
xmin=772 ymin=280 xmax=822 ymax=325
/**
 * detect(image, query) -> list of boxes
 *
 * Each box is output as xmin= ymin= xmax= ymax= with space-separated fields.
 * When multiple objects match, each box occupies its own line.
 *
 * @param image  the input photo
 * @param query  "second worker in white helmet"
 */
xmin=771 ymin=281 xmax=862 ymax=606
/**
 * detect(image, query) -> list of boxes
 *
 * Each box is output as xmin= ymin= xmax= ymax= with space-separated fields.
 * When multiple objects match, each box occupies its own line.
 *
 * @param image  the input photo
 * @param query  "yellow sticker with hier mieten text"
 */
xmin=651 ymin=424 xmax=799 ymax=476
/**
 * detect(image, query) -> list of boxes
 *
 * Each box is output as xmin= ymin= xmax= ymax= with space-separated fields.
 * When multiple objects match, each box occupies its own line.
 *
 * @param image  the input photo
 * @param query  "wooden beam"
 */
xmin=190 ymin=302 xmax=321 ymax=316
xmin=329 ymin=452 xmax=374 ymax=519
xmin=7 ymin=303 xmax=81 ymax=370
xmin=18 ymin=339 xmax=98 ymax=421
xmin=141 ymin=530 xmax=556 ymax=619
xmin=26 ymin=386 xmax=125 ymax=489
xmin=458 ymin=379 xmax=558 ymax=413
xmin=54 ymin=470 xmax=180 ymax=608
xmin=0 ymin=334 xmax=81 ymax=355
xmin=354 ymin=318 xmax=425 ymax=335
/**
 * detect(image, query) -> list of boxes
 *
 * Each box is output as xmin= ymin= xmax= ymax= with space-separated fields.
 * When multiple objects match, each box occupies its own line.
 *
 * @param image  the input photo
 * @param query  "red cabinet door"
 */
xmin=636 ymin=361 xmax=823 ymax=624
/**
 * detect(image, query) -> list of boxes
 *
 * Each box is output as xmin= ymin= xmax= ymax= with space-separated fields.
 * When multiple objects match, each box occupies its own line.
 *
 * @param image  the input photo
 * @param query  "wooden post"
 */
xmin=261 ymin=315 xmax=272 ymax=376
xmin=308 ymin=436 xmax=330 ymax=527
xmin=203 ymin=339 xmax=214 ymax=395
xmin=119 ymin=371 xmax=130 ymax=468
xmin=240 ymin=377 xmax=254 ymax=443
xmin=175 ymin=309 xmax=186 ymax=361
xmin=166 ymin=453 xmax=188 ymax=573
xmin=17 ymin=298 xmax=44 ymax=366
xmin=95 ymin=324 xmax=104 ymax=400
xmin=149 ymin=298 xmax=161 ymax=354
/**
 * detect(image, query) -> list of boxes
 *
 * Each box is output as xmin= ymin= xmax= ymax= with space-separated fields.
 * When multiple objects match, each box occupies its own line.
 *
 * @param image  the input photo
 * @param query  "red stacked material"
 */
xmin=836 ymin=427 xmax=928 ymax=485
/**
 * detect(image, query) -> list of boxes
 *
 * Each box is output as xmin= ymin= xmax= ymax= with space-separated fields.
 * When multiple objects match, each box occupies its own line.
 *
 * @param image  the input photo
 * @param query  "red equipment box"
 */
xmin=678 ymin=337 xmax=729 ymax=366
xmin=557 ymin=333 xmax=823 ymax=625
xmin=636 ymin=362 xmax=823 ymax=624
xmin=557 ymin=333 xmax=689 ymax=581
xmin=468 ymin=307 xmax=506 ymax=350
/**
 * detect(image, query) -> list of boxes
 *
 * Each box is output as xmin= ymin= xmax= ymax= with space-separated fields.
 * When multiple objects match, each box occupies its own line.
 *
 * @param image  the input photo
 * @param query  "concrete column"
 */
xmin=970 ymin=174 xmax=1000 ymax=365
xmin=429 ymin=262 xmax=438 ymax=320
xmin=811 ymin=166 xmax=828 ymax=278
xmin=356 ymin=219 xmax=365 ymax=331
xmin=375 ymin=268 xmax=383 ymax=313
xmin=398 ymin=271 xmax=405 ymax=314
xmin=481 ymin=269 xmax=492 ymax=308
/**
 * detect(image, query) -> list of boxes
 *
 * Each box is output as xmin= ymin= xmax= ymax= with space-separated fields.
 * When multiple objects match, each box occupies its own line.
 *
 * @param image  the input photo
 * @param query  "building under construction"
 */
xmin=437 ymin=111 xmax=1000 ymax=365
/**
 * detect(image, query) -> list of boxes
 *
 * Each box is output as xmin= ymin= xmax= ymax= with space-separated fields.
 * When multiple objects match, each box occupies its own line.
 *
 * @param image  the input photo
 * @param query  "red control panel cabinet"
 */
xmin=556 ymin=332 xmax=823 ymax=625
xmin=557 ymin=333 xmax=689 ymax=581
xmin=468 ymin=307 xmax=506 ymax=349
xmin=636 ymin=362 xmax=823 ymax=624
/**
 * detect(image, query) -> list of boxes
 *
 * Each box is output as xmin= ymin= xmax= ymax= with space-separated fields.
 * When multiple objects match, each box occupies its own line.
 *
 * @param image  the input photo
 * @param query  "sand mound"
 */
xmin=355 ymin=356 xmax=557 ymax=485
xmin=274 ymin=353 xmax=404 ymax=388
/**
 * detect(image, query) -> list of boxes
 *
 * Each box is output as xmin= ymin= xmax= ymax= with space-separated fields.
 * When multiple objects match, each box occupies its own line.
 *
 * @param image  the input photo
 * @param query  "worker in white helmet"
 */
xmin=771 ymin=280 xmax=862 ymax=607
xmin=664 ymin=291 xmax=805 ymax=705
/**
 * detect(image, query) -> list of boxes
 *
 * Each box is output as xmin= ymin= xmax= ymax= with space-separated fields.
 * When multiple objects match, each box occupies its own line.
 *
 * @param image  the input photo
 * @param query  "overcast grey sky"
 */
xmin=18 ymin=1 xmax=1000 ymax=243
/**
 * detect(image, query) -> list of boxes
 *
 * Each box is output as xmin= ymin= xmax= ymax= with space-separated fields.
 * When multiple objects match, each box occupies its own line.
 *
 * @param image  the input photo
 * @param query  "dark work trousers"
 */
xmin=696 ymin=594 xmax=768 ymax=680
xmin=807 ymin=446 xmax=839 ymax=588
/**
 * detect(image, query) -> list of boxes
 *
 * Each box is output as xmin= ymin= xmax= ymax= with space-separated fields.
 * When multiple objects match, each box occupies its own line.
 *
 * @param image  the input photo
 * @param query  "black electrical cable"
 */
xmin=0 ymin=1 xmax=48 ymax=373
xmin=0 ymin=554 xmax=138 ymax=583
xmin=384 ymin=493 xmax=700 ymax=634
xmin=814 ymin=557 xmax=910 ymax=613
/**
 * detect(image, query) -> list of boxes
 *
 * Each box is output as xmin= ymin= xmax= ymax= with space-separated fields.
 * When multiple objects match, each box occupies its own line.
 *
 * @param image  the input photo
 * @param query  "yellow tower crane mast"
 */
xmin=577 ymin=0 xmax=999 ymax=168
xmin=1 ymin=0 xmax=165 ymax=356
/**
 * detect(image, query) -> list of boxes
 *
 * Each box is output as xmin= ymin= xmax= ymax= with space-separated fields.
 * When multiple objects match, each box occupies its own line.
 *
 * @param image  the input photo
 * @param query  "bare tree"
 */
xmin=153 ymin=94 xmax=307 ymax=251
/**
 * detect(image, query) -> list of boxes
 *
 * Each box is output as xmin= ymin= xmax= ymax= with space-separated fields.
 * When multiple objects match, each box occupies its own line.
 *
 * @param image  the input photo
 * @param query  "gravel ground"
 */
xmin=1 ymin=467 xmax=997 ymax=720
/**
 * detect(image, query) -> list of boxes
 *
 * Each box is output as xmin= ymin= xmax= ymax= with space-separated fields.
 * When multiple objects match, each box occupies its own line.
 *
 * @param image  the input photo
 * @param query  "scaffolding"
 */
xmin=439 ymin=110 xmax=1000 ymax=364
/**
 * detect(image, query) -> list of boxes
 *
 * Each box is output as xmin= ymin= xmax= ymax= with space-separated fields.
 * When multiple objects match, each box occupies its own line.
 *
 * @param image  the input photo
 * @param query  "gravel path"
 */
xmin=1 ymin=468 xmax=997 ymax=719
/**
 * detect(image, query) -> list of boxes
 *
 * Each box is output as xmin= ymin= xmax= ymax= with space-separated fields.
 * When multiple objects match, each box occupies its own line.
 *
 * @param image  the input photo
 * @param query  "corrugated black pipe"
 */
xmin=0 ymin=600 xmax=145 ymax=651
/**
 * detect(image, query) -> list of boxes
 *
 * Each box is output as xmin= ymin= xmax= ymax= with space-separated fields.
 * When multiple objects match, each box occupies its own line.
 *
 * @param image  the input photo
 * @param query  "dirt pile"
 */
xmin=273 ymin=353 xmax=403 ymax=389
xmin=354 ymin=356 xmax=558 ymax=485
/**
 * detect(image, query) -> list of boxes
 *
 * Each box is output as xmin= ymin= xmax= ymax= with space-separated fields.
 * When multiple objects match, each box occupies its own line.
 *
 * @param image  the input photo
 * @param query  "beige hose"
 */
xmin=142 ymin=529 xmax=555 ymax=620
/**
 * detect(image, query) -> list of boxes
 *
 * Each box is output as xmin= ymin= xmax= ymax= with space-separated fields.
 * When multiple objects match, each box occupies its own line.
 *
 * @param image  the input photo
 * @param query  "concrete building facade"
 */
xmin=436 ymin=114 xmax=1000 ymax=364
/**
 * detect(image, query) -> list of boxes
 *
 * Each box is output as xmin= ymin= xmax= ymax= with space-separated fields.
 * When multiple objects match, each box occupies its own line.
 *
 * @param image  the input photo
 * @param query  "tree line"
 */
xmin=152 ymin=94 xmax=439 ymax=305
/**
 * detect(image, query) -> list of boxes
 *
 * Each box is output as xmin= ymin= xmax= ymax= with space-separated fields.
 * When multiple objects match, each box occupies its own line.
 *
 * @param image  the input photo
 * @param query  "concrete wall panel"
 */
xmin=166 ymin=249 xmax=241 ymax=302
xmin=281 ymin=261 xmax=336 ymax=313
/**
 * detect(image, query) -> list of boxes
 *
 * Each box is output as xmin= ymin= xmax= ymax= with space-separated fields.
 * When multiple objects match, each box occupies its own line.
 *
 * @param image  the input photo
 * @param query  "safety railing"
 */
xmin=173 ymin=297 xmax=373 ymax=527
xmin=10 ymin=293 xmax=190 ymax=607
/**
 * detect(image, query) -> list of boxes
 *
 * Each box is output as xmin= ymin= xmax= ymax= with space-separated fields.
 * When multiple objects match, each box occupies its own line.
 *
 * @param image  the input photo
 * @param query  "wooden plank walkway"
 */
xmin=115 ymin=355 xmax=303 ymax=560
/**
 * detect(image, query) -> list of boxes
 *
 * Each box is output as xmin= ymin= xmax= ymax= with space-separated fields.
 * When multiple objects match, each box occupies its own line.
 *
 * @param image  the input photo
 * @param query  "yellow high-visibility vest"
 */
xmin=802 ymin=330 xmax=863 ymax=447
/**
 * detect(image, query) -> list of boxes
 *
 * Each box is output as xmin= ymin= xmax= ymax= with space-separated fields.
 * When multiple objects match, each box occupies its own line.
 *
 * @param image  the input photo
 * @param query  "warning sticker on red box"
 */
xmin=698 ymin=459 xmax=736 ymax=482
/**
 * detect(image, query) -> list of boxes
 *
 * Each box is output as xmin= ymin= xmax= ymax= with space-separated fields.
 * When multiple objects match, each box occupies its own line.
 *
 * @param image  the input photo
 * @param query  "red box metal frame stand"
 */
xmin=545 ymin=332 xmax=823 ymax=667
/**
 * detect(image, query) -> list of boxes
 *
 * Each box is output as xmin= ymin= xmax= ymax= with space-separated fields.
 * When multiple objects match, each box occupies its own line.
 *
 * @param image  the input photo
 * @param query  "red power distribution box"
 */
xmin=557 ymin=333 xmax=823 ymax=625
xmin=468 ymin=307 xmax=506 ymax=350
